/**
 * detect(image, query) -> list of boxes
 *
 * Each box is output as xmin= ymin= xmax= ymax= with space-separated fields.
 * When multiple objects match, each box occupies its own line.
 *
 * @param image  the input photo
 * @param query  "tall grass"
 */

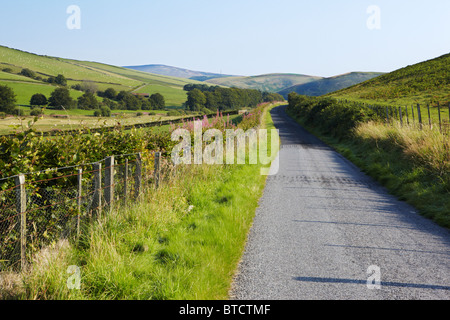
xmin=9 ymin=103 xmax=281 ymax=300
xmin=355 ymin=122 xmax=450 ymax=179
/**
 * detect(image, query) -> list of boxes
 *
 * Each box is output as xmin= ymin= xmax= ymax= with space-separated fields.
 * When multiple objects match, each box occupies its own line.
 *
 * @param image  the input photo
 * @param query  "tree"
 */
xmin=149 ymin=93 xmax=165 ymax=110
xmin=186 ymin=89 xmax=206 ymax=111
xmin=0 ymin=85 xmax=17 ymax=114
xmin=48 ymin=87 xmax=75 ymax=109
xmin=204 ymin=91 xmax=220 ymax=110
xmin=94 ymin=106 xmax=111 ymax=117
xmin=30 ymin=93 xmax=48 ymax=107
xmin=103 ymin=88 xmax=117 ymax=100
xmin=77 ymin=91 xmax=99 ymax=110
xmin=116 ymin=91 xmax=141 ymax=110
xmin=55 ymin=74 xmax=67 ymax=86
xmin=20 ymin=68 xmax=36 ymax=79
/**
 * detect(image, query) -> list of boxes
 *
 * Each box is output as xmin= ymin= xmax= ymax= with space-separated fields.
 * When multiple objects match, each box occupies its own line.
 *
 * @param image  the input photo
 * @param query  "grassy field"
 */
xmin=134 ymin=84 xmax=188 ymax=107
xmin=0 ymin=80 xmax=85 ymax=106
xmin=0 ymin=111 xmax=174 ymax=135
xmin=328 ymin=52 xmax=450 ymax=107
xmin=7 ymin=103 xmax=280 ymax=300
xmin=0 ymin=45 xmax=205 ymax=109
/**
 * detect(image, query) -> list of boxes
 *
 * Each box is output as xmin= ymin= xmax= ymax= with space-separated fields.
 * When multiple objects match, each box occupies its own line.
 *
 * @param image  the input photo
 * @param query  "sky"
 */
xmin=1 ymin=0 xmax=450 ymax=77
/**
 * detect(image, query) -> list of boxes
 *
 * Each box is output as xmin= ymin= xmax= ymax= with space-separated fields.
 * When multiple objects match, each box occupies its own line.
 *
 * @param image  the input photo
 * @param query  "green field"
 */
xmin=328 ymin=52 xmax=450 ymax=107
xmin=0 ymin=80 xmax=84 ymax=106
xmin=0 ymin=45 xmax=205 ymax=109
xmin=135 ymin=84 xmax=188 ymax=107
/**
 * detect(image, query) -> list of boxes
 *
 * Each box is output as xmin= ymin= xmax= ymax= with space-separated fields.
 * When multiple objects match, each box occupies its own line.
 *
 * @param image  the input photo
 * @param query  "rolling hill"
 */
xmin=328 ymin=53 xmax=450 ymax=106
xmin=0 ymin=46 xmax=205 ymax=107
xmin=278 ymin=72 xmax=383 ymax=98
xmin=205 ymin=73 xmax=323 ymax=93
xmin=123 ymin=64 xmax=237 ymax=81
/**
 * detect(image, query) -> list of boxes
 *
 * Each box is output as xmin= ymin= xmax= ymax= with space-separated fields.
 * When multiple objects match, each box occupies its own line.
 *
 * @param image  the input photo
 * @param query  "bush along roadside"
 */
xmin=12 ymin=102 xmax=281 ymax=300
xmin=286 ymin=93 xmax=450 ymax=229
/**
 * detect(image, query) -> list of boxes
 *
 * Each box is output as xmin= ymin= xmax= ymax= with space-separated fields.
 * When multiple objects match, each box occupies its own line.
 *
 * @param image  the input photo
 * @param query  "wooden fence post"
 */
xmin=14 ymin=174 xmax=26 ymax=270
xmin=427 ymin=104 xmax=432 ymax=129
xmin=411 ymin=105 xmax=415 ymax=127
xmin=77 ymin=168 xmax=82 ymax=237
xmin=417 ymin=104 xmax=422 ymax=129
xmin=437 ymin=103 xmax=442 ymax=132
xmin=135 ymin=153 xmax=142 ymax=199
xmin=399 ymin=106 xmax=403 ymax=127
xmin=123 ymin=159 xmax=128 ymax=206
xmin=405 ymin=106 xmax=409 ymax=125
xmin=385 ymin=107 xmax=390 ymax=124
xmin=104 ymin=156 xmax=115 ymax=208
xmin=154 ymin=152 xmax=161 ymax=189
xmin=92 ymin=163 xmax=102 ymax=216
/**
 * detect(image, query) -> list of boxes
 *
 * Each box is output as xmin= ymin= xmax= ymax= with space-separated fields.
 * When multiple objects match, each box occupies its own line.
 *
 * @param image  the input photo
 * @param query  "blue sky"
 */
xmin=1 ymin=0 xmax=450 ymax=77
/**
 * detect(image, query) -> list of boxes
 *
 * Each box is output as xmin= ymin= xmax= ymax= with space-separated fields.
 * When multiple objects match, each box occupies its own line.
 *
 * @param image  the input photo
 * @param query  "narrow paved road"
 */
xmin=231 ymin=105 xmax=450 ymax=300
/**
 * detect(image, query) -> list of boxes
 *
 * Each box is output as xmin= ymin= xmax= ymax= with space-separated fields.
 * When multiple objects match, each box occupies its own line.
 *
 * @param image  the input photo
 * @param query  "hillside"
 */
xmin=0 ymin=46 xmax=205 ymax=106
xmin=328 ymin=53 xmax=450 ymax=106
xmin=278 ymin=72 xmax=383 ymax=98
xmin=124 ymin=64 xmax=237 ymax=81
xmin=205 ymin=73 xmax=322 ymax=93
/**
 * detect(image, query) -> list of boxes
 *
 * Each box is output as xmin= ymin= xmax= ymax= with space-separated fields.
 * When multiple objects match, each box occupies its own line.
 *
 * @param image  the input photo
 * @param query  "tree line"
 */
xmin=0 ymin=83 xmax=165 ymax=117
xmin=183 ymin=84 xmax=284 ymax=112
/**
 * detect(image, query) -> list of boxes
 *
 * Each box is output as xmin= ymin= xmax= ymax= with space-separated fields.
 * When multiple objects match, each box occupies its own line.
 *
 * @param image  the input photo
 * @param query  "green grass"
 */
xmin=13 ymin=103 xmax=281 ymax=300
xmin=0 ymin=80 xmax=84 ymax=105
xmin=0 ymin=45 xmax=206 ymax=109
xmin=134 ymin=84 xmax=188 ymax=107
xmin=328 ymin=52 xmax=450 ymax=106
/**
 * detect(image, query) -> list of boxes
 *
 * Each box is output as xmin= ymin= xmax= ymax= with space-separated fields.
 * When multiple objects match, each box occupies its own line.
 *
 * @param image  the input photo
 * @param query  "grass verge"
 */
xmin=11 ymin=103 xmax=281 ymax=300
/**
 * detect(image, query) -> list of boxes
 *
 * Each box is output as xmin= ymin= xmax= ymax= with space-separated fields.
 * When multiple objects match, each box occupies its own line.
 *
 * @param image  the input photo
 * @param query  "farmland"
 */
xmin=0 ymin=45 xmax=202 ymax=110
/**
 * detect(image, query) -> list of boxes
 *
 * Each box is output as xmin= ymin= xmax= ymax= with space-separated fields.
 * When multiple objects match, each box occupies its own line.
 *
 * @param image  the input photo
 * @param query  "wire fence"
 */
xmin=0 ymin=151 xmax=165 ymax=272
xmin=367 ymin=103 xmax=450 ymax=134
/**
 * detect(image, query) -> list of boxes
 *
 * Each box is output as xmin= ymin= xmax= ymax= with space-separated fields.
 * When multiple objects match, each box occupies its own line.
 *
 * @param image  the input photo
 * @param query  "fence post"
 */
xmin=14 ymin=174 xmax=26 ymax=271
xmin=105 ymin=156 xmax=115 ymax=208
xmin=154 ymin=152 xmax=161 ymax=189
xmin=135 ymin=153 xmax=142 ymax=199
xmin=399 ymin=106 xmax=403 ymax=127
xmin=427 ymin=104 xmax=431 ymax=129
xmin=77 ymin=168 xmax=82 ymax=237
xmin=385 ymin=107 xmax=390 ymax=124
xmin=92 ymin=162 xmax=102 ymax=216
xmin=417 ymin=104 xmax=422 ymax=129
xmin=124 ymin=159 xmax=128 ymax=206
xmin=405 ymin=106 xmax=409 ymax=125
xmin=437 ymin=103 xmax=442 ymax=132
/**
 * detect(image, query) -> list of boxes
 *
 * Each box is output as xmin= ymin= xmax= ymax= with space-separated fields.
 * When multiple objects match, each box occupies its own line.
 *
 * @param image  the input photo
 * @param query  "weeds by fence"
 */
xmin=0 ymin=151 xmax=165 ymax=272
xmin=364 ymin=103 xmax=450 ymax=134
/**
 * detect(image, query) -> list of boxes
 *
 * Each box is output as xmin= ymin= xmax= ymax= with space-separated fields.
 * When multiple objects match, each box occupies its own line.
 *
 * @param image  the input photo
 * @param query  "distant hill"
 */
xmin=278 ymin=72 xmax=383 ymax=98
xmin=328 ymin=53 xmax=450 ymax=106
xmin=205 ymin=73 xmax=323 ymax=93
xmin=123 ymin=64 xmax=237 ymax=81
xmin=0 ymin=46 xmax=205 ymax=106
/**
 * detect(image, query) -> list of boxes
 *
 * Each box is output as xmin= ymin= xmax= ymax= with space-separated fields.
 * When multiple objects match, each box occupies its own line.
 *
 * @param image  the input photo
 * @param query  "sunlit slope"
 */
xmin=0 ymin=45 xmax=204 ymax=106
xmin=328 ymin=53 xmax=450 ymax=105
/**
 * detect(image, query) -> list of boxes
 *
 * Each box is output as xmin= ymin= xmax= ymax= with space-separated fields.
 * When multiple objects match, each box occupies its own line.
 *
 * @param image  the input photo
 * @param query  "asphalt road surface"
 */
xmin=230 ymin=105 xmax=450 ymax=300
